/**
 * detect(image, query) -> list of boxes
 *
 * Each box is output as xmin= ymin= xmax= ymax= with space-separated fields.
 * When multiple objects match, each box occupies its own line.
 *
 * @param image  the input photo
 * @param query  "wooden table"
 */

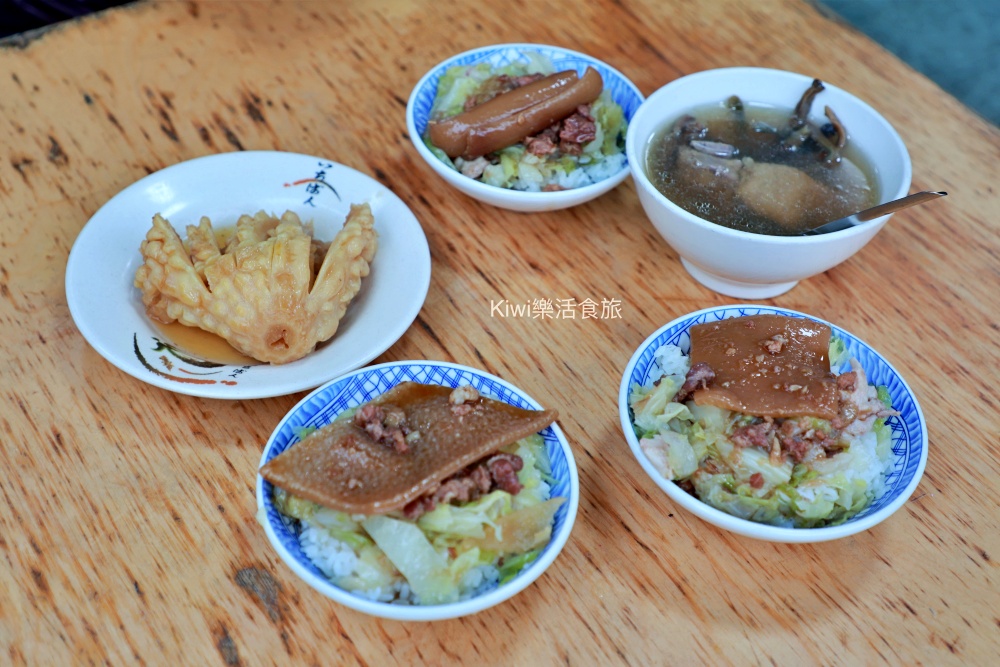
xmin=2 ymin=0 xmax=997 ymax=664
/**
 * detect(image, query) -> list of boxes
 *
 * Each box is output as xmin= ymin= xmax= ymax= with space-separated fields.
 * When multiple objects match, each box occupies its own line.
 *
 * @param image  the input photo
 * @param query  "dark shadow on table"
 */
xmin=817 ymin=0 xmax=999 ymax=126
xmin=0 ymin=0 xmax=134 ymax=39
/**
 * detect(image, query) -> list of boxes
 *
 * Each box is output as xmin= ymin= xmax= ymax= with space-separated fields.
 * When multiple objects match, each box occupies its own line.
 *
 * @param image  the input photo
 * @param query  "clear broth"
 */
xmin=645 ymin=102 xmax=879 ymax=236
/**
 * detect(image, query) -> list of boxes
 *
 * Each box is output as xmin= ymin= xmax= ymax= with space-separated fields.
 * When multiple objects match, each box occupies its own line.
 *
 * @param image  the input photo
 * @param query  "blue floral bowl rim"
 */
xmin=256 ymin=360 xmax=580 ymax=620
xmin=618 ymin=305 xmax=928 ymax=543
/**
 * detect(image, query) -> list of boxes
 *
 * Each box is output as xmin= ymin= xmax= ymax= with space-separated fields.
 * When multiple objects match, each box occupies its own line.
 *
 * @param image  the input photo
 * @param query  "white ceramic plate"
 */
xmin=66 ymin=151 xmax=431 ymax=399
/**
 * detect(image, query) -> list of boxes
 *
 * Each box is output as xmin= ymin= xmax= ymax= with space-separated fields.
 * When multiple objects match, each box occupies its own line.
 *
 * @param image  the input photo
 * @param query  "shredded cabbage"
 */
xmin=418 ymin=490 xmax=511 ymax=540
xmin=506 ymin=434 xmax=552 ymax=508
xmin=498 ymin=549 xmax=540 ymax=584
xmin=829 ymin=336 xmax=849 ymax=369
xmin=361 ymin=515 xmax=457 ymax=604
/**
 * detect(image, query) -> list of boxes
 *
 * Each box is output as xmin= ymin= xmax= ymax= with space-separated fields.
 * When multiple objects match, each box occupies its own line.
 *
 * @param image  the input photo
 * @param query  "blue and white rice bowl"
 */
xmin=257 ymin=361 xmax=579 ymax=621
xmin=618 ymin=305 xmax=927 ymax=543
xmin=407 ymin=43 xmax=645 ymax=212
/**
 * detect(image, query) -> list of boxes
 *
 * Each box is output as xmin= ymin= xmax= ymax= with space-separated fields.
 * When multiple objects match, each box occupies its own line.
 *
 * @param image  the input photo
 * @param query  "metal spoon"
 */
xmin=802 ymin=190 xmax=947 ymax=235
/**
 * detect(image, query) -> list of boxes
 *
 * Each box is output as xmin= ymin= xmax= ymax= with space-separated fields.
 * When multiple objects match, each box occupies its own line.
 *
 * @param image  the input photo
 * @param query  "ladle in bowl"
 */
xmin=802 ymin=191 xmax=947 ymax=236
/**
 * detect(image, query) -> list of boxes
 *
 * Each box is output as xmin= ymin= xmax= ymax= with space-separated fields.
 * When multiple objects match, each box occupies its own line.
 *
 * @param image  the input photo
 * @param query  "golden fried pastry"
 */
xmin=134 ymin=204 xmax=377 ymax=364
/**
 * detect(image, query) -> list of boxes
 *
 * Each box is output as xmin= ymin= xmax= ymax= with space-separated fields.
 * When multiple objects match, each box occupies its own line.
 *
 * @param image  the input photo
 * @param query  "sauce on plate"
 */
xmin=152 ymin=320 xmax=259 ymax=366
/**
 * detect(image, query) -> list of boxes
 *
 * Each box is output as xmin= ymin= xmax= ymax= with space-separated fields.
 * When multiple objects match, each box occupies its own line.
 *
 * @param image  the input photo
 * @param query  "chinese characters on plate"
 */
xmin=285 ymin=161 xmax=341 ymax=207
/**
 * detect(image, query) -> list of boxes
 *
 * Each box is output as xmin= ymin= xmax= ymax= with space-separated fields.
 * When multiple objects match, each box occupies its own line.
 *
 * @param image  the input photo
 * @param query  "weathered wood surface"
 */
xmin=1 ymin=0 xmax=997 ymax=664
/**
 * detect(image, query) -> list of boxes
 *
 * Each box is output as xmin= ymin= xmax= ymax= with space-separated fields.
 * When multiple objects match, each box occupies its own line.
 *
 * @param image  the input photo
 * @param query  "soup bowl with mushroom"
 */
xmin=625 ymin=67 xmax=911 ymax=299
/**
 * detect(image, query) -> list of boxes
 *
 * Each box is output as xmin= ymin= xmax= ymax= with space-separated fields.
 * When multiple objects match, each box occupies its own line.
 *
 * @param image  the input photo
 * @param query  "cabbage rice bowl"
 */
xmin=422 ymin=52 xmax=628 ymax=192
xmin=628 ymin=314 xmax=898 ymax=529
xmin=257 ymin=370 xmax=575 ymax=618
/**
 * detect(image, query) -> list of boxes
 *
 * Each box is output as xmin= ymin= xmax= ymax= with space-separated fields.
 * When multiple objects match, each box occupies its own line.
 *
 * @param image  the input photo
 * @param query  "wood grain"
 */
xmin=1 ymin=0 xmax=998 ymax=664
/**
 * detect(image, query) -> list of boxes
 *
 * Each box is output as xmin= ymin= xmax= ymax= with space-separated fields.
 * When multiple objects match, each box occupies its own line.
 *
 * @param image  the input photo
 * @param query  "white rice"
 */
xmin=298 ymin=524 xmax=359 ymax=580
xmin=652 ymin=344 xmax=692 ymax=380
xmin=298 ymin=522 xmax=503 ymax=605
xmin=512 ymin=152 xmax=626 ymax=192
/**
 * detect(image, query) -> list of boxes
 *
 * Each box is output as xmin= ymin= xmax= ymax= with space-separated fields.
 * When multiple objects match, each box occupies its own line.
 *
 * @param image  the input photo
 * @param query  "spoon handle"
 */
xmin=855 ymin=190 xmax=948 ymax=222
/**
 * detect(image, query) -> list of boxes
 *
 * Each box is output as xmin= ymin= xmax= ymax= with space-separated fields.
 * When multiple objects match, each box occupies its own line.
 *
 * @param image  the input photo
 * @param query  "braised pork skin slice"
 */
xmin=259 ymin=382 xmax=557 ymax=514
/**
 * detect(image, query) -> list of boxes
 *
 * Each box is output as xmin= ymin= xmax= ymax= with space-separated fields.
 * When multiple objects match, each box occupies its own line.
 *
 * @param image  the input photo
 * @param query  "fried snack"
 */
xmin=134 ymin=204 xmax=377 ymax=364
